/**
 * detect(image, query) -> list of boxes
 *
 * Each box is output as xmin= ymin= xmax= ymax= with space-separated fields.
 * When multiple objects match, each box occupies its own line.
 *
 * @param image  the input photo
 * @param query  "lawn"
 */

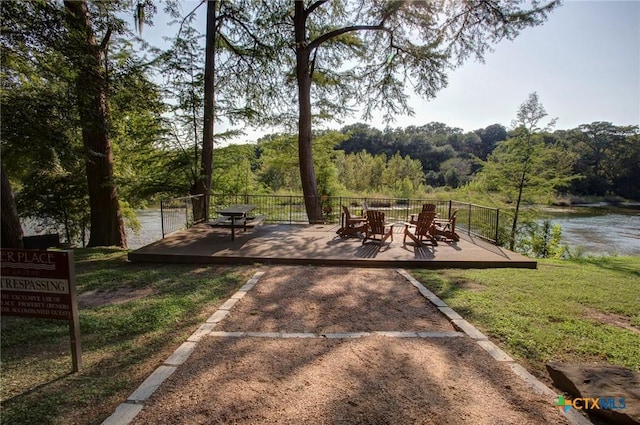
xmin=411 ymin=256 xmax=640 ymax=382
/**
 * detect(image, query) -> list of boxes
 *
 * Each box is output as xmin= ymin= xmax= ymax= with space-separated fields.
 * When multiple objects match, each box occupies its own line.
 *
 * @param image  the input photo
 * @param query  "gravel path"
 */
xmin=128 ymin=266 xmax=573 ymax=425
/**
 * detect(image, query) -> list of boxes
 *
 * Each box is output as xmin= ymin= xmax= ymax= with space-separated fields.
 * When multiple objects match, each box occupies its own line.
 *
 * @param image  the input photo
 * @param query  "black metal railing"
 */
xmin=160 ymin=195 xmax=204 ymax=237
xmin=160 ymin=193 xmax=500 ymax=244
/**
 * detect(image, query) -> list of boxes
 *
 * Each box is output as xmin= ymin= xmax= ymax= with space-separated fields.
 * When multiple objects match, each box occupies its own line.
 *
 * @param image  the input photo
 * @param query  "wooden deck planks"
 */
xmin=128 ymin=223 xmax=536 ymax=269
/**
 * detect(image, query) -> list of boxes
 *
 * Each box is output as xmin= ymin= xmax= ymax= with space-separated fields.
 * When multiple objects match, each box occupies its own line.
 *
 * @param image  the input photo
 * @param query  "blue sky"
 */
xmin=142 ymin=1 xmax=640 ymax=141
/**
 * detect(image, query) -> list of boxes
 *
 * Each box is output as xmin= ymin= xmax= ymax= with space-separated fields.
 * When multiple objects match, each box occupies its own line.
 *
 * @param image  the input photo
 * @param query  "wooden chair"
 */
xmin=410 ymin=203 xmax=437 ymax=224
xmin=361 ymin=201 xmax=370 ymax=217
xmin=336 ymin=206 xmax=367 ymax=238
xmin=422 ymin=203 xmax=437 ymax=212
xmin=433 ymin=209 xmax=459 ymax=242
xmin=362 ymin=210 xmax=393 ymax=247
xmin=403 ymin=211 xmax=438 ymax=247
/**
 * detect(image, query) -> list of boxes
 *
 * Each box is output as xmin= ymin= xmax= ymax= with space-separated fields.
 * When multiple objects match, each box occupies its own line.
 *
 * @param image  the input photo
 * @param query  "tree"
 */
xmin=64 ymin=0 xmax=127 ymax=247
xmin=257 ymin=134 xmax=301 ymax=192
xmin=382 ymin=153 xmax=425 ymax=196
xmin=473 ymin=124 xmax=508 ymax=160
xmin=190 ymin=0 xmax=217 ymax=221
xmin=160 ymin=0 xmax=274 ymax=220
xmin=248 ymin=0 xmax=559 ymax=223
xmin=568 ymin=122 xmax=640 ymax=197
xmin=2 ymin=0 xmax=166 ymax=245
xmin=1 ymin=0 xmax=88 ymax=245
xmin=212 ymin=144 xmax=263 ymax=195
xmin=477 ymin=92 xmax=574 ymax=251
xmin=1 ymin=164 xmax=23 ymax=248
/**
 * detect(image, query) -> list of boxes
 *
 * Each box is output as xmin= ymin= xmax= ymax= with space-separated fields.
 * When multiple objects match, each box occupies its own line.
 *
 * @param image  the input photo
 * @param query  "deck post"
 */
xmin=468 ymin=202 xmax=472 ymax=237
xmin=160 ymin=200 xmax=165 ymax=238
xmin=185 ymin=198 xmax=189 ymax=228
xmin=495 ymin=209 xmax=500 ymax=245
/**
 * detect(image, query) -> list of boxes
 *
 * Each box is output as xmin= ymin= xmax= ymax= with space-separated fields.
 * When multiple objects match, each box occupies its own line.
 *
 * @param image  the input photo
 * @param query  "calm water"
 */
xmin=540 ymin=205 xmax=640 ymax=257
xmin=126 ymin=209 xmax=164 ymax=249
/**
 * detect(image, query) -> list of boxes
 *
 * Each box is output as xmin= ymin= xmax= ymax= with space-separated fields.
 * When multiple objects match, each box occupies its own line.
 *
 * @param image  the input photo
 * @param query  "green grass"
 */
xmin=1 ymin=248 xmax=256 ymax=425
xmin=411 ymin=256 xmax=640 ymax=379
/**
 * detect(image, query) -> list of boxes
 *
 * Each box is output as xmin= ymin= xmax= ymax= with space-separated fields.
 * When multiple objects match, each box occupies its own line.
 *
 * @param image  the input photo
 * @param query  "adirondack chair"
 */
xmin=362 ymin=210 xmax=393 ymax=247
xmin=361 ymin=201 xmax=370 ymax=216
xmin=433 ymin=209 xmax=459 ymax=242
xmin=403 ymin=211 xmax=438 ymax=247
xmin=410 ymin=203 xmax=437 ymax=224
xmin=336 ymin=205 xmax=367 ymax=238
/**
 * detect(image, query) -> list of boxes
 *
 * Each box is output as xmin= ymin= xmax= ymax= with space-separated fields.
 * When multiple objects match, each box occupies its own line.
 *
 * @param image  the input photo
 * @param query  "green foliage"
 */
xmin=312 ymin=131 xmax=347 ymax=198
xmin=212 ymin=144 xmax=266 ymax=194
xmin=382 ymin=153 xmax=425 ymax=197
xmin=1 ymin=0 xmax=166 ymax=245
xmin=337 ymin=123 xmax=496 ymax=190
xmin=109 ymin=60 xmax=169 ymax=205
xmin=155 ymin=18 xmax=206 ymax=193
xmin=254 ymin=131 xmax=346 ymax=196
xmin=257 ymin=134 xmax=302 ymax=193
xmin=567 ymin=122 xmax=640 ymax=199
xmin=517 ymin=219 xmax=567 ymax=258
xmin=1 ymin=0 xmax=86 ymax=244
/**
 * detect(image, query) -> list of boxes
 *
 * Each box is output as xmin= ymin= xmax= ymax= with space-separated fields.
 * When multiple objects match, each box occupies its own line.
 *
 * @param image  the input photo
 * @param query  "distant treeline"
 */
xmin=211 ymin=121 xmax=639 ymax=201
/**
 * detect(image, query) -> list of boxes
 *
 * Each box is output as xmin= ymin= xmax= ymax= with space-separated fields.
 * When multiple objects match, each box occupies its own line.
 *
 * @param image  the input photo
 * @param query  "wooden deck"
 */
xmin=128 ymin=223 xmax=536 ymax=269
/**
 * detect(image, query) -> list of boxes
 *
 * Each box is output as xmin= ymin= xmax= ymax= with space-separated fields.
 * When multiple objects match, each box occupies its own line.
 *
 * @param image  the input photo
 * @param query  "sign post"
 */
xmin=0 ymin=249 xmax=82 ymax=372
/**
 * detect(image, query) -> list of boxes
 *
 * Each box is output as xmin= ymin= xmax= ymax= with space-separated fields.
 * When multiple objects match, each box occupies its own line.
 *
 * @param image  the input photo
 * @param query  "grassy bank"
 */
xmin=1 ymin=248 xmax=257 ymax=425
xmin=1 ymin=250 xmax=638 ymax=425
xmin=412 ymin=256 xmax=640 ymax=382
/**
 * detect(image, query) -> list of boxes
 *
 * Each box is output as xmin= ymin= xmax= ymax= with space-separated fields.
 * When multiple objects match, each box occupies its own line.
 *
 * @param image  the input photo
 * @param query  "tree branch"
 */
xmin=99 ymin=26 xmax=112 ymax=50
xmin=176 ymin=0 xmax=206 ymax=40
xmin=305 ymin=0 xmax=329 ymax=19
xmin=221 ymin=12 xmax=270 ymax=50
xmin=308 ymin=24 xmax=390 ymax=50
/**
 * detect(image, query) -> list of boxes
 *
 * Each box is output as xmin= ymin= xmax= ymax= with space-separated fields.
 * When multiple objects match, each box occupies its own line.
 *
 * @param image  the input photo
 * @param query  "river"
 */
xmin=540 ymin=205 xmax=640 ymax=257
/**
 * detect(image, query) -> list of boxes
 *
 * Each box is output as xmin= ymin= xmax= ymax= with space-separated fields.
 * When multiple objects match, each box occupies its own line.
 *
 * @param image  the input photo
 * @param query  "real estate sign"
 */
xmin=0 ymin=249 xmax=82 ymax=371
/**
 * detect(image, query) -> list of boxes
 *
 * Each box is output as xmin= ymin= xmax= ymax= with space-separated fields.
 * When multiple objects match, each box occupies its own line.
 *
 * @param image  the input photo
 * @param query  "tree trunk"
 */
xmin=1 ymin=163 xmax=24 ymax=248
xmin=64 ymin=0 xmax=127 ymax=248
xmin=510 ymin=160 xmax=529 ymax=251
xmin=294 ymin=3 xmax=323 ymax=224
xmin=192 ymin=0 xmax=217 ymax=222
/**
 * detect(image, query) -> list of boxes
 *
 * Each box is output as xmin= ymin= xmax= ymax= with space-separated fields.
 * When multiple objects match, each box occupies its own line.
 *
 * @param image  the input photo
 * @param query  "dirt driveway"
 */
xmin=126 ymin=266 xmax=574 ymax=424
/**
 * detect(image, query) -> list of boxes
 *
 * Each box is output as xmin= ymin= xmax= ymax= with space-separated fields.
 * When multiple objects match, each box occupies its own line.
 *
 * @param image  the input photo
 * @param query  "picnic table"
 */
xmin=211 ymin=204 xmax=264 ymax=241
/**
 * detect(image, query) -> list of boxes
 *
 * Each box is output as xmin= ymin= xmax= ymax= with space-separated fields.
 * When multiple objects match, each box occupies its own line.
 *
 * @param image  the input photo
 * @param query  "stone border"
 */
xmin=101 ymin=271 xmax=266 ymax=425
xmin=209 ymin=330 xmax=465 ymax=339
xmin=396 ymin=269 xmax=593 ymax=425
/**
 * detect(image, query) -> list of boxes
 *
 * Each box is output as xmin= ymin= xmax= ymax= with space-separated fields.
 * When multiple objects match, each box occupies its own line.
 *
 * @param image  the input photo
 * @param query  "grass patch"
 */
xmin=412 ymin=256 xmax=640 ymax=381
xmin=1 ymin=248 xmax=256 ymax=425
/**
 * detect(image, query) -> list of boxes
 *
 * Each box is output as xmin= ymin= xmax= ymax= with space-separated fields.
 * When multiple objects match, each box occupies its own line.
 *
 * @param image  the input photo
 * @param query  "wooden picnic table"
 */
xmin=215 ymin=204 xmax=258 ymax=241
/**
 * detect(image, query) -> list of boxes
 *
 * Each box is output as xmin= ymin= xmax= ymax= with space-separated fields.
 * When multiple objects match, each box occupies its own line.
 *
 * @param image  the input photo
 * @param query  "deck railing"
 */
xmin=159 ymin=195 xmax=201 ymax=238
xmin=160 ymin=193 xmax=500 ymax=244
